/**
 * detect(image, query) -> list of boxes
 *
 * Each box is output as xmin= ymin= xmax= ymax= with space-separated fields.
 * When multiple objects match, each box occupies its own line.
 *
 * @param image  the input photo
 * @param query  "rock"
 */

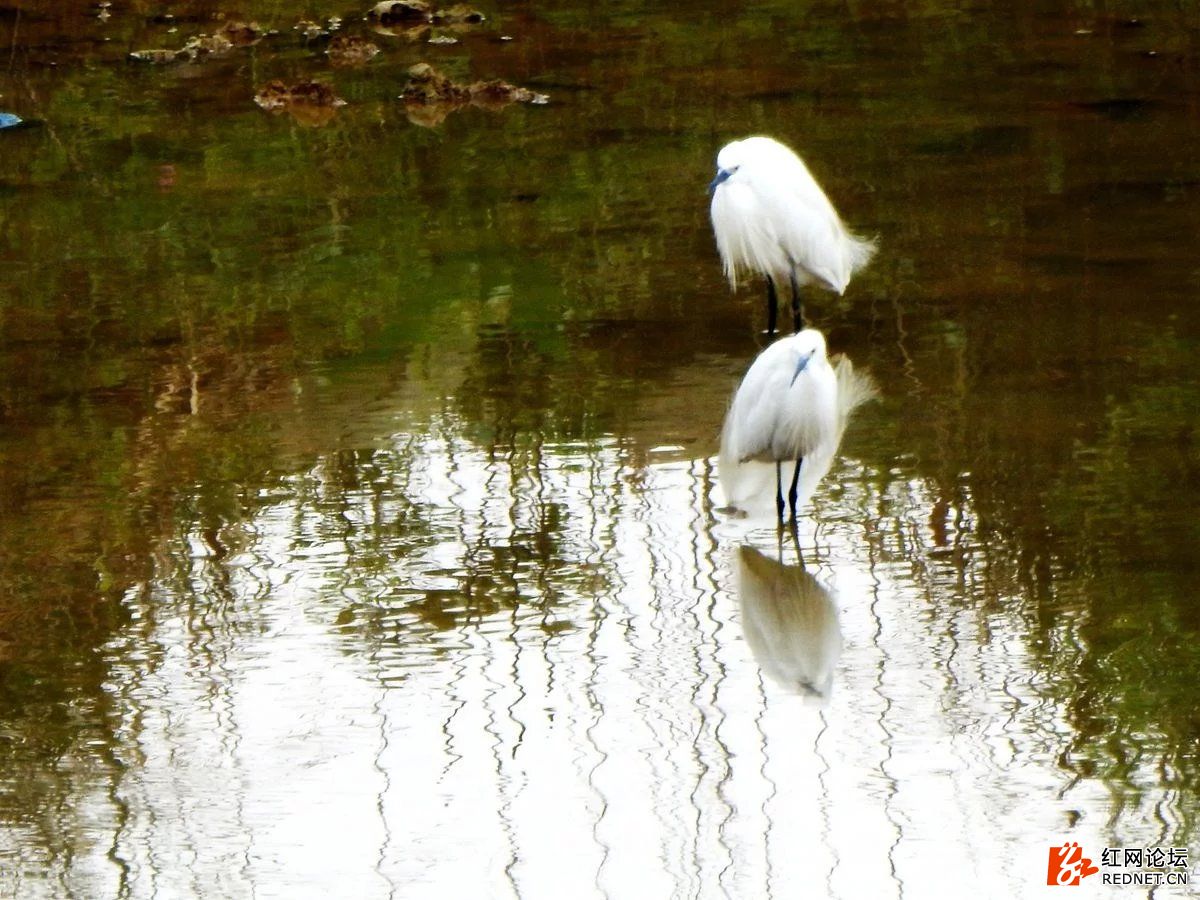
xmin=180 ymin=33 xmax=234 ymax=58
xmin=218 ymin=21 xmax=264 ymax=47
xmin=130 ymin=20 xmax=261 ymax=64
xmin=255 ymin=80 xmax=346 ymax=109
xmin=431 ymin=4 xmax=485 ymax=24
xmin=327 ymin=35 xmax=381 ymax=66
xmin=400 ymin=63 xmax=548 ymax=126
xmin=468 ymin=80 xmax=548 ymax=107
xmin=129 ymin=48 xmax=184 ymax=64
xmin=367 ymin=1 xmax=433 ymax=24
xmin=254 ymin=80 xmax=346 ymax=126
xmin=402 ymin=62 xmax=470 ymax=103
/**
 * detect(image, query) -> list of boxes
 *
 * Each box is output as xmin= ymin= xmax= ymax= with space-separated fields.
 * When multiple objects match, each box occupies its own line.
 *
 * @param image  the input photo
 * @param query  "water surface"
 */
xmin=1 ymin=1 xmax=1198 ymax=897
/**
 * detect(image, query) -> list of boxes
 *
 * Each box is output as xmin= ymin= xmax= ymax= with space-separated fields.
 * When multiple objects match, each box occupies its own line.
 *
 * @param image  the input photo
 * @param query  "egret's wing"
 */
xmin=720 ymin=342 xmax=793 ymax=462
xmin=747 ymin=158 xmax=875 ymax=294
xmin=763 ymin=187 xmax=851 ymax=292
xmin=761 ymin=150 xmax=841 ymax=218
xmin=718 ymin=345 xmax=792 ymax=512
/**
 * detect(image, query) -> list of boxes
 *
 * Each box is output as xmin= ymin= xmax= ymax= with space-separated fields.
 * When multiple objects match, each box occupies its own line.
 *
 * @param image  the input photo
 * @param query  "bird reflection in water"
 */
xmin=718 ymin=331 xmax=878 ymax=523
xmin=732 ymin=544 xmax=842 ymax=699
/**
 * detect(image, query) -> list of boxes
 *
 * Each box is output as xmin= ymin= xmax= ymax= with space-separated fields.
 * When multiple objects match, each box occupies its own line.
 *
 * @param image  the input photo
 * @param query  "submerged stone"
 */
xmin=469 ymin=79 xmax=548 ymax=107
xmin=368 ymin=1 xmax=484 ymax=31
xmin=217 ymin=21 xmax=264 ymax=47
xmin=402 ymin=62 xmax=471 ymax=104
xmin=130 ymin=21 xmax=262 ymax=64
xmin=327 ymin=35 xmax=382 ymax=66
xmin=255 ymin=80 xmax=346 ymax=111
xmin=431 ymin=4 xmax=485 ymax=24
xmin=401 ymin=63 xmax=548 ymax=126
xmin=368 ymin=1 xmax=433 ymax=24
xmin=180 ymin=32 xmax=234 ymax=57
xmin=255 ymin=80 xmax=346 ymax=126
xmin=129 ymin=48 xmax=183 ymax=64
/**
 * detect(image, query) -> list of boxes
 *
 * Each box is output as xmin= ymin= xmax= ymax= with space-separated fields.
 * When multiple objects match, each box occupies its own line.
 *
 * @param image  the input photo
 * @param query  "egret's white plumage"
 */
xmin=709 ymin=136 xmax=875 ymax=332
xmin=718 ymin=328 xmax=877 ymax=520
xmin=724 ymin=329 xmax=838 ymax=465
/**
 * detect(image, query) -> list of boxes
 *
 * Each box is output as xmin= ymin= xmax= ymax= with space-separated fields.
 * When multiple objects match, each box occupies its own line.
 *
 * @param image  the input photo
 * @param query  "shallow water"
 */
xmin=1 ymin=1 xmax=1198 ymax=897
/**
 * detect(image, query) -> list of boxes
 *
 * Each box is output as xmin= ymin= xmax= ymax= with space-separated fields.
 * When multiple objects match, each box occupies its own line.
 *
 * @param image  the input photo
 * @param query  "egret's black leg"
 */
xmin=787 ymin=457 xmax=804 ymax=522
xmin=765 ymin=276 xmax=779 ymax=336
xmin=775 ymin=461 xmax=785 ymax=523
xmin=789 ymin=272 xmax=804 ymax=332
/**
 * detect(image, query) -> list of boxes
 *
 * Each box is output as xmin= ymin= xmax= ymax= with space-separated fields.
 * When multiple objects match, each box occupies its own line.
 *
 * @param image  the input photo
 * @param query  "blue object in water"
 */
xmin=0 ymin=113 xmax=23 ymax=129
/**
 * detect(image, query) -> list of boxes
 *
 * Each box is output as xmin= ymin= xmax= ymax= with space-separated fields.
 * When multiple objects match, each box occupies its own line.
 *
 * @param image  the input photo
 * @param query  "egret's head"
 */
xmin=788 ymin=329 xmax=828 ymax=385
xmin=710 ymin=139 xmax=751 ymax=194
xmin=715 ymin=139 xmax=745 ymax=172
xmin=711 ymin=136 xmax=798 ymax=194
xmin=711 ymin=136 xmax=804 ymax=196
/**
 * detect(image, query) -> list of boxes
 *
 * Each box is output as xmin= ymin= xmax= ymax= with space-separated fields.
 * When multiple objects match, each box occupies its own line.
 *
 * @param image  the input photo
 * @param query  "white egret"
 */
xmin=709 ymin=135 xmax=876 ymax=334
xmin=718 ymin=328 xmax=877 ymax=523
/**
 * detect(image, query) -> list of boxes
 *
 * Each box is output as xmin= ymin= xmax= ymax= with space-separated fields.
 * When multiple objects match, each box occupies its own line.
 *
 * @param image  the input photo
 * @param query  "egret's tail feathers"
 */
xmin=831 ymin=355 xmax=880 ymax=424
xmin=825 ymin=230 xmax=877 ymax=296
xmin=846 ymin=231 xmax=877 ymax=278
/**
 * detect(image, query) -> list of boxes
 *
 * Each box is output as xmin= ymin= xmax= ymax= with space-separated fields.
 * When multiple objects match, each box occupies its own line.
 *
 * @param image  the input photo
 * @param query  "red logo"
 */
xmin=1047 ymin=842 xmax=1099 ymax=885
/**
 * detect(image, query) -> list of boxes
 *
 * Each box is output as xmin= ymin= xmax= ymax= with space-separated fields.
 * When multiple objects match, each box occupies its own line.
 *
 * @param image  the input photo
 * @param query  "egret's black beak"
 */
xmin=708 ymin=168 xmax=731 ymax=195
xmin=789 ymin=352 xmax=812 ymax=386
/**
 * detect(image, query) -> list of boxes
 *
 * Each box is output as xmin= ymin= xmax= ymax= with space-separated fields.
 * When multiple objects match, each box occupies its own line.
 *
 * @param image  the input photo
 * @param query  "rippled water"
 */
xmin=1 ymin=1 xmax=1198 ymax=897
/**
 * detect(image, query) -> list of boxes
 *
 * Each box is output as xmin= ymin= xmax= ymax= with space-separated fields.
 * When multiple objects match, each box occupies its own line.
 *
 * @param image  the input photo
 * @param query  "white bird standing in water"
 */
xmin=709 ymin=136 xmax=876 ymax=335
xmin=719 ymin=328 xmax=876 ymax=523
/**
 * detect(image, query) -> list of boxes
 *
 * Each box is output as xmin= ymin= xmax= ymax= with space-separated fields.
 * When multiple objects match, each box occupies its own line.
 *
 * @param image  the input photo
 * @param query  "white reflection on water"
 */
xmin=58 ymin=426 xmax=1175 ymax=899
xmin=731 ymin=544 xmax=842 ymax=699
